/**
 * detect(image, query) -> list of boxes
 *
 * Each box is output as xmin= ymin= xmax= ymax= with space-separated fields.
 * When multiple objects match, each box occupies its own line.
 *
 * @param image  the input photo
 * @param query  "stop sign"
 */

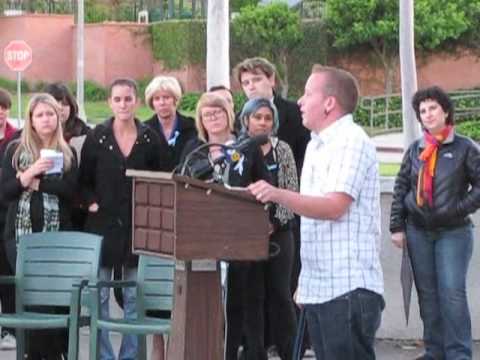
xmin=3 ymin=40 xmax=32 ymax=72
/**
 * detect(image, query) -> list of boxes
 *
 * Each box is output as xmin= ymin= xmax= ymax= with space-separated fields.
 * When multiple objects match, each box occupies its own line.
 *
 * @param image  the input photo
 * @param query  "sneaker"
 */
xmin=0 ymin=332 xmax=16 ymax=350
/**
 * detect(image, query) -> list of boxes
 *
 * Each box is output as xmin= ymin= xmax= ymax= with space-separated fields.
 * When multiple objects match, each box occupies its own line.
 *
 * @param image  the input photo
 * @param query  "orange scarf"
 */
xmin=416 ymin=125 xmax=453 ymax=207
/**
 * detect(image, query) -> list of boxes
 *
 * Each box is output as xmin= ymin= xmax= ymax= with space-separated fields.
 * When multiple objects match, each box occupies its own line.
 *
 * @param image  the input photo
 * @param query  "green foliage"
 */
xmin=324 ymin=0 xmax=474 ymax=53
xmin=232 ymin=2 xmax=303 ymax=94
xmin=85 ymin=0 xmax=111 ymax=23
xmin=457 ymin=120 xmax=480 ymax=141
xmin=177 ymin=91 xmax=247 ymax=114
xmin=323 ymin=0 xmax=480 ymax=95
xmin=0 ymin=77 xmax=29 ymax=92
xmin=178 ymin=92 xmax=201 ymax=113
xmin=150 ymin=20 xmax=207 ymax=69
xmin=231 ymin=0 xmax=260 ymax=12
xmin=83 ymin=81 xmax=108 ymax=102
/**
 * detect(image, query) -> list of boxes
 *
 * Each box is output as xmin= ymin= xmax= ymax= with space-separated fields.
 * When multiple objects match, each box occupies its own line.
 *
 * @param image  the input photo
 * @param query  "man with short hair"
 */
xmin=249 ymin=65 xmax=385 ymax=360
xmin=233 ymin=57 xmax=309 ymax=172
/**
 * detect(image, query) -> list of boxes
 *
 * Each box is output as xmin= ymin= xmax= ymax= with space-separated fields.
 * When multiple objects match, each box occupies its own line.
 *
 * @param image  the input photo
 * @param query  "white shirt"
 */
xmin=297 ymin=114 xmax=384 ymax=304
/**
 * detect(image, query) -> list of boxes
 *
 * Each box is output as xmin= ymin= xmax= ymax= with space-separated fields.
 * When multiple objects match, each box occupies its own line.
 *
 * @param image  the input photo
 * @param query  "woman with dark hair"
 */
xmin=239 ymin=97 xmax=298 ymax=360
xmin=43 ymin=82 xmax=89 ymax=143
xmin=390 ymin=86 xmax=480 ymax=360
xmin=44 ymin=83 xmax=90 ymax=231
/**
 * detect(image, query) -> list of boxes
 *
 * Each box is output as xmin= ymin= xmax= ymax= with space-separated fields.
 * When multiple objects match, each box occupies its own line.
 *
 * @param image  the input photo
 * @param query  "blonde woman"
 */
xmin=181 ymin=92 xmax=271 ymax=360
xmin=0 ymin=93 xmax=77 ymax=360
xmin=145 ymin=76 xmax=196 ymax=170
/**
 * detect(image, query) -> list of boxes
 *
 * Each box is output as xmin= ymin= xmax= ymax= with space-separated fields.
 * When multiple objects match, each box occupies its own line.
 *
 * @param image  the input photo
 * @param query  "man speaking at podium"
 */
xmin=248 ymin=65 xmax=385 ymax=360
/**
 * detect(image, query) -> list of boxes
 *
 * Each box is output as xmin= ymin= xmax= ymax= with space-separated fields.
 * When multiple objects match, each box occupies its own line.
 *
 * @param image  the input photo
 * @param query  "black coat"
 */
xmin=390 ymin=133 xmax=480 ymax=232
xmin=0 ymin=141 xmax=78 ymax=256
xmin=0 ymin=129 xmax=21 ymax=233
xmin=235 ymin=94 xmax=309 ymax=173
xmin=144 ymin=112 xmax=197 ymax=171
xmin=79 ymin=118 xmax=169 ymax=267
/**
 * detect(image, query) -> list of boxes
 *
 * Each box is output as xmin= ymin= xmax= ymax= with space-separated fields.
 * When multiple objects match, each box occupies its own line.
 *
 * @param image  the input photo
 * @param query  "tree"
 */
xmin=323 ymin=0 xmax=480 ymax=95
xmin=232 ymin=2 xmax=303 ymax=96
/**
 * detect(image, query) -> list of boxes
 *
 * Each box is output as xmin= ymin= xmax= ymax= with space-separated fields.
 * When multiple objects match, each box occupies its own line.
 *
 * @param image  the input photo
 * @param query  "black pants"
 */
xmin=265 ymin=230 xmax=297 ymax=360
xmin=226 ymin=231 xmax=297 ymax=360
xmin=226 ymin=261 xmax=267 ymax=360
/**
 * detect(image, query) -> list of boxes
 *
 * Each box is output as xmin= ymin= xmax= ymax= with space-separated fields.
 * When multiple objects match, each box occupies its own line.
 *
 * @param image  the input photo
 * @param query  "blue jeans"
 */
xmin=99 ymin=266 xmax=138 ymax=360
xmin=304 ymin=288 xmax=384 ymax=360
xmin=407 ymin=223 xmax=474 ymax=360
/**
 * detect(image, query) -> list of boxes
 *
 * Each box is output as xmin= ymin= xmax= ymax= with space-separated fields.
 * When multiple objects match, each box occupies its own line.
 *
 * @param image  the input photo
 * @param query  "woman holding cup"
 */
xmin=0 ymin=93 xmax=77 ymax=359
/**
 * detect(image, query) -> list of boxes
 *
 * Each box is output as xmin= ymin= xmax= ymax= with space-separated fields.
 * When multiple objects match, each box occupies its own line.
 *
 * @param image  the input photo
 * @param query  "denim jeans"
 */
xmin=99 ymin=266 xmax=138 ymax=360
xmin=406 ymin=223 xmax=474 ymax=360
xmin=304 ymin=288 xmax=384 ymax=360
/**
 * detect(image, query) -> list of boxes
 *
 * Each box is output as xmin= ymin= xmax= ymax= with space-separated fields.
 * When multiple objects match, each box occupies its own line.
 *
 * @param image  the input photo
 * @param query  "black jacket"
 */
xmin=235 ymin=94 xmax=310 ymax=174
xmin=390 ymin=132 xmax=480 ymax=232
xmin=0 ymin=128 xmax=21 ymax=234
xmin=64 ymin=116 xmax=90 ymax=143
xmin=1 ymin=141 xmax=78 ymax=247
xmin=144 ymin=112 xmax=197 ymax=171
xmin=79 ymin=118 xmax=169 ymax=267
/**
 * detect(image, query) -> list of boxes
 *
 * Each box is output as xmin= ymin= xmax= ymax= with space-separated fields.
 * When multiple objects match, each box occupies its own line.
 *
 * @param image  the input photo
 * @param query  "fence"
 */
xmin=359 ymin=89 xmax=480 ymax=130
xmin=0 ymin=0 xmax=209 ymax=21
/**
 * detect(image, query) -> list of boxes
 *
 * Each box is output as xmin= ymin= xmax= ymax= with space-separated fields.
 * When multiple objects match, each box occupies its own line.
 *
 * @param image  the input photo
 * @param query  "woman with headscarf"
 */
xmin=238 ymin=97 xmax=298 ymax=360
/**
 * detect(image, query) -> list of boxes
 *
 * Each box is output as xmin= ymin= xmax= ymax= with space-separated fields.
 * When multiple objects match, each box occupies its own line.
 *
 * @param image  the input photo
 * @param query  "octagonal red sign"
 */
xmin=3 ymin=40 xmax=32 ymax=72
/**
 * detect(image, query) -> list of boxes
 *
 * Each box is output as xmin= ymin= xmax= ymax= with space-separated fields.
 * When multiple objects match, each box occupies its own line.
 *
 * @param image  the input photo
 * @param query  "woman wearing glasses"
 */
xmin=181 ymin=92 xmax=270 ymax=360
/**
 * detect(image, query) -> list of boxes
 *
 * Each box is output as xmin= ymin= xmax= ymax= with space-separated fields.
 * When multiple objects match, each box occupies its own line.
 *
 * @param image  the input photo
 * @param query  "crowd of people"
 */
xmin=0 ymin=55 xmax=479 ymax=360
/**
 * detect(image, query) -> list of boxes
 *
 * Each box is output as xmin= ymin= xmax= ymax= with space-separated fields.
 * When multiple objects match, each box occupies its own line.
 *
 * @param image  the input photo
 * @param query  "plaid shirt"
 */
xmin=297 ymin=114 xmax=384 ymax=304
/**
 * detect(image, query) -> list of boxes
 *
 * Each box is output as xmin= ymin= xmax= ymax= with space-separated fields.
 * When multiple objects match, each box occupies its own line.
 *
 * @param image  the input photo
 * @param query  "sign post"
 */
xmin=3 ymin=40 xmax=33 ymax=127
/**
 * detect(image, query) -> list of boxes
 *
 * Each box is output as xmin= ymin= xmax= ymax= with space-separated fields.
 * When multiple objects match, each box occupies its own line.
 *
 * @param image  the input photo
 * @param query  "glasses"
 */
xmin=202 ymin=109 xmax=225 ymax=120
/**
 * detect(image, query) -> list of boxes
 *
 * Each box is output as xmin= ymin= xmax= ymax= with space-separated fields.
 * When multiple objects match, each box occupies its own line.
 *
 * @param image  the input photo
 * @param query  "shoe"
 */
xmin=0 ymin=332 xmax=16 ymax=350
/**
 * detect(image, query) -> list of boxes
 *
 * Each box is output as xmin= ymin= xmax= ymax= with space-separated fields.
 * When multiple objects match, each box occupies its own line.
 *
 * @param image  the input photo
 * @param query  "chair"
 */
xmin=88 ymin=255 xmax=174 ymax=360
xmin=0 ymin=231 xmax=102 ymax=360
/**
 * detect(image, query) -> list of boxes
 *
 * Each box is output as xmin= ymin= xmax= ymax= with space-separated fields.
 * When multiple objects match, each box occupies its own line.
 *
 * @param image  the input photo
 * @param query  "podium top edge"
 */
xmin=126 ymin=169 xmax=173 ymax=180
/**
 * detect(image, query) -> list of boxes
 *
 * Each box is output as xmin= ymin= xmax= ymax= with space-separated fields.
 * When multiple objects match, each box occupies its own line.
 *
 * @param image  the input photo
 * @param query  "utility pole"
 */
xmin=76 ymin=0 xmax=87 ymax=121
xmin=206 ymin=0 xmax=230 ymax=90
xmin=399 ymin=0 xmax=420 ymax=149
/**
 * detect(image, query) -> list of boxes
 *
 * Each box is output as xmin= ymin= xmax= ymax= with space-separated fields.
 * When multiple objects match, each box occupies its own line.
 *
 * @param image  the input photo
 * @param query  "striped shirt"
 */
xmin=297 ymin=114 xmax=384 ymax=304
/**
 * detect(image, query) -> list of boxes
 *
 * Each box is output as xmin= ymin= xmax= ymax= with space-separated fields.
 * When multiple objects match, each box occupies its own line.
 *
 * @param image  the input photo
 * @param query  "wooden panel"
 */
xmin=132 ymin=176 xmax=176 ymax=257
xmin=147 ymin=230 xmax=161 ymax=252
xmin=168 ymin=265 xmax=223 ymax=359
xmin=148 ymin=207 xmax=161 ymax=229
xmin=175 ymin=184 xmax=270 ymax=261
xmin=135 ymin=206 xmax=148 ymax=226
xmin=135 ymin=183 xmax=148 ymax=204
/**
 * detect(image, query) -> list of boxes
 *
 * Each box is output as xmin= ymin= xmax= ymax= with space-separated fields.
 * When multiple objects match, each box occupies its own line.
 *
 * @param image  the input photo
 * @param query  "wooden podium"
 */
xmin=126 ymin=170 xmax=271 ymax=359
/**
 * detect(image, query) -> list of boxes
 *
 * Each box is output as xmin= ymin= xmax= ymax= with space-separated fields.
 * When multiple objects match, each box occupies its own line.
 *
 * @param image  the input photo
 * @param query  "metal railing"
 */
xmin=359 ymin=89 xmax=480 ymax=130
xmin=0 ymin=0 xmax=208 ymax=21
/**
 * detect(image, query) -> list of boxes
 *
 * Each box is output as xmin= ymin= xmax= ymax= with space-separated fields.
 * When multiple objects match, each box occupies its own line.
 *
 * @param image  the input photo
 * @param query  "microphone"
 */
xmin=178 ymin=134 xmax=269 ymax=181
xmin=231 ymin=134 xmax=269 ymax=153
